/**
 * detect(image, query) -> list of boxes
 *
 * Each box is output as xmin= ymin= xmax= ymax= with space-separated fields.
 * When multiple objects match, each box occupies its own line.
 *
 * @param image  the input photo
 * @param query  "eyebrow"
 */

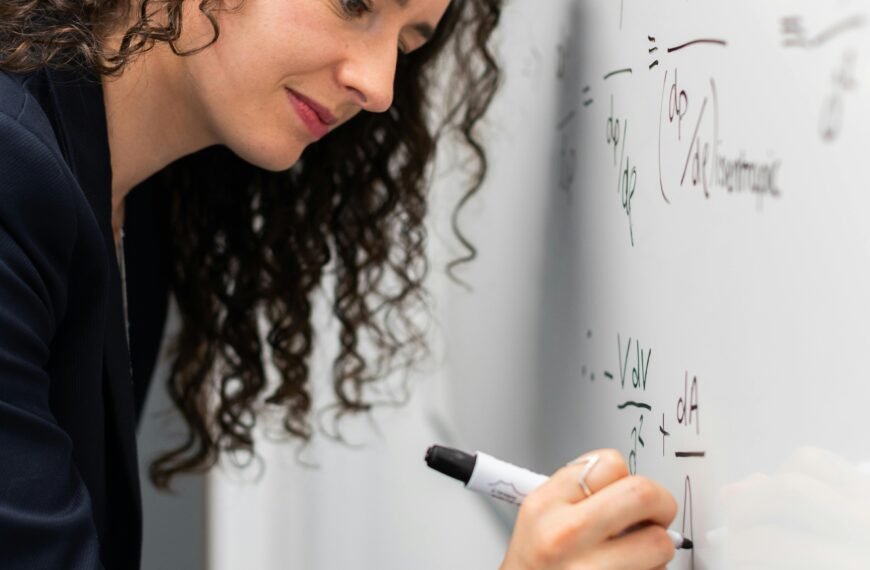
xmin=391 ymin=0 xmax=436 ymax=41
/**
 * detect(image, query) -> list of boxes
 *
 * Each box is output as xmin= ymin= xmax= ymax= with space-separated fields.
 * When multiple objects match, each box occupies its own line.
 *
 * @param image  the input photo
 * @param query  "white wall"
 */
xmin=138 ymin=305 xmax=206 ymax=570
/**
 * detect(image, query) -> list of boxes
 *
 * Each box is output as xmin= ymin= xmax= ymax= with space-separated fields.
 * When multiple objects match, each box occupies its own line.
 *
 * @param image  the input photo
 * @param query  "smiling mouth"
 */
xmin=285 ymin=88 xmax=338 ymax=140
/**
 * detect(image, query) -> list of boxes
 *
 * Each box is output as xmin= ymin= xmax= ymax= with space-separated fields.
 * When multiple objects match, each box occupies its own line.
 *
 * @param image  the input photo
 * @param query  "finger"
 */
xmin=577 ymin=525 xmax=676 ymax=570
xmin=538 ymin=449 xmax=629 ymax=506
xmin=568 ymin=475 xmax=677 ymax=546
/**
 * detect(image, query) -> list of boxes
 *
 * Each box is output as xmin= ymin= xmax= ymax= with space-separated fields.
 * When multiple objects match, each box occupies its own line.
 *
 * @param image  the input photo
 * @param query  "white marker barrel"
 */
xmin=466 ymin=452 xmax=549 ymax=505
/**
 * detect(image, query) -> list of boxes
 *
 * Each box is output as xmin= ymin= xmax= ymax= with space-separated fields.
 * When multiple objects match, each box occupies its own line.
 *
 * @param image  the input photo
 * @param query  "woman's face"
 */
xmin=176 ymin=0 xmax=452 ymax=171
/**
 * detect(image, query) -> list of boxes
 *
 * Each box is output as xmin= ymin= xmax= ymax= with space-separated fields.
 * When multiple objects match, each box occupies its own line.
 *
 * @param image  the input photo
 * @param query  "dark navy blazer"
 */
xmin=0 ymin=63 xmax=170 ymax=569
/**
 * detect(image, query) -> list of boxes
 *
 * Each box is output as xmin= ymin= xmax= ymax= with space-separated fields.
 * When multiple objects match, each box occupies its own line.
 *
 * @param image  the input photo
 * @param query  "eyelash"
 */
xmin=340 ymin=0 xmax=372 ymax=19
xmin=338 ymin=0 xmax=411 ymax=54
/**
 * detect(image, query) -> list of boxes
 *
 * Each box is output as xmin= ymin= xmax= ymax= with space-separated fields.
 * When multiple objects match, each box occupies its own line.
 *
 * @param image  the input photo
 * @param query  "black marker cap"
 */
xmin=425 ymin=445 xmax=476 ymax=485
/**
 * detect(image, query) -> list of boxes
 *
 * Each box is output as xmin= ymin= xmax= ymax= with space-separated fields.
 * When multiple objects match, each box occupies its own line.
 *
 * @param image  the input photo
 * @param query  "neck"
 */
xmin=101 ymin=39 xmax=218 ymax=213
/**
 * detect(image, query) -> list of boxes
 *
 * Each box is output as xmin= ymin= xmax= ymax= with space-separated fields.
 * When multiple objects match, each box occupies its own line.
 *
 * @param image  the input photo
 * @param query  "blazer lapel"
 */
xmin=43 ymin=65 xmax=143 ymax=529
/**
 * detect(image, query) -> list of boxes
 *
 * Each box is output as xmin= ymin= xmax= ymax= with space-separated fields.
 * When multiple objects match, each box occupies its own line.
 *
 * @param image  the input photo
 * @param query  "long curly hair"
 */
xmin=0 ymin=0 xmax=502 ymax=490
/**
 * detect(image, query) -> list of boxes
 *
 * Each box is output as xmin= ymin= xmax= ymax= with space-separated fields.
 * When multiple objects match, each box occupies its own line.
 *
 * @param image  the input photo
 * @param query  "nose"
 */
xmin=337 ymin=36 xmax=399 ymax=114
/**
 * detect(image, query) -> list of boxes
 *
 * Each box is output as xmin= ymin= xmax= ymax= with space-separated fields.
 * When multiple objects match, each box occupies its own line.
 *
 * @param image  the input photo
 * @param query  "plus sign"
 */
xmin=659 ymin=413 xmax=671 ymax=456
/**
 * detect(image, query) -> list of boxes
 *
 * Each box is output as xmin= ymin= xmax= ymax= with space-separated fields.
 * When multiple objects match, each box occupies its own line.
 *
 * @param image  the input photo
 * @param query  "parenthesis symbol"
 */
xmin=659 ymin=70 xmax=671 ymax=204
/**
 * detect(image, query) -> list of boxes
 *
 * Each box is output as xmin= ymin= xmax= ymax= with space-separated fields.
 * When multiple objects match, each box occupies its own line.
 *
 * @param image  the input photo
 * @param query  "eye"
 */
xmin=340 ymin=0 xmax=372 ymax=19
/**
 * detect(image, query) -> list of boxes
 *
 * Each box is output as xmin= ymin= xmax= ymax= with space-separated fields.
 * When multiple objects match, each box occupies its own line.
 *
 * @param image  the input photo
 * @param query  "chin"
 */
xmin=228 ymin=134 xmax=307 ymax=172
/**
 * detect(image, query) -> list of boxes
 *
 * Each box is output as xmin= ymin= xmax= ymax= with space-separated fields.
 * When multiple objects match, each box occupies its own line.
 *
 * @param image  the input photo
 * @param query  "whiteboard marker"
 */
xmin=425 ymin=444 xmax=694 ymax=550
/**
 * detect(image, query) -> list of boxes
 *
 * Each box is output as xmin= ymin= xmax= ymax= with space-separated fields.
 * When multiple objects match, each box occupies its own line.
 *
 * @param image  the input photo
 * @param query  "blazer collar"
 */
xmin=41 ymin=65 xmax=113 ymax=240
xmin=40 ymin=63 xmax=143 ymax=528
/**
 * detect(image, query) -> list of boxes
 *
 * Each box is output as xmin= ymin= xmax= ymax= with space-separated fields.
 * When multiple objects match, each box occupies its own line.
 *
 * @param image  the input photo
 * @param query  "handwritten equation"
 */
xmin=782 ymin=13 xmax=866 ymax=141
xmin=547 ymin=5 xmax=866 ymax=247
xmin=542 ymin=4 xmax=869 ymax=567
xmin=594 ymin=333 xmax=706 ymax=565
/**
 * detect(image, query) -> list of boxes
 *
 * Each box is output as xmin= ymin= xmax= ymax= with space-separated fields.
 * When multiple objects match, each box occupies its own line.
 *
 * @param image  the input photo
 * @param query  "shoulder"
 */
xmin=0 ymin=68 xmax=28 ymax=118
xmin=0 ymin=68 xmax=68 ymax=169
xmin=0 ymin=70 xmax=82 ymax=299
xmin=0 ymin=69 xmax=78 ymax=215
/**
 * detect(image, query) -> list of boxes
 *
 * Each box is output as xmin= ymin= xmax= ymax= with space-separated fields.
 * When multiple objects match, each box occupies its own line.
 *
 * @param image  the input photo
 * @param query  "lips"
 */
xmin=285 ymin=88 xmax=337 ymax=140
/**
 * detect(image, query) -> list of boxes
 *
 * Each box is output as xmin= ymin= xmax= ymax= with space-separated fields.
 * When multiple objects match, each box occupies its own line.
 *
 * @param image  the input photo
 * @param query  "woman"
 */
xmin=0 ymin=0 xmax=677 ymax=568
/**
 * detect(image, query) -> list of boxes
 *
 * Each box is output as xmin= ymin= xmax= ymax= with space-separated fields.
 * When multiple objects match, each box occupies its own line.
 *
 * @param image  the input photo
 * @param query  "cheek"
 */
xmin=182 ymin=4 xmax=339 ymax=170
xmin=193 ymin=1 xmax=339 ymax=86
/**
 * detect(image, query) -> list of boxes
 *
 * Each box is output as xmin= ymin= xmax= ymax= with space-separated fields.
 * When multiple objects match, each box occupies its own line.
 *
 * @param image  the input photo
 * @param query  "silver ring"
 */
xmin=568 ymin=454 xmax=600 ymax=498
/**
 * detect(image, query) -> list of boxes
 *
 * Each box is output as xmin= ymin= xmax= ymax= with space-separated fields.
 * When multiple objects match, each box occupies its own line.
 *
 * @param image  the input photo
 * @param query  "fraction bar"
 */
xmin=667 ymin=39 xmax=727 ymax=53
xmin=617 ymin=401 xmax=652 ymax=411
xmin=812 ymin=15 xmax=866 ymax=47
xmin=603 ymin=68 xmax=633 ymax=80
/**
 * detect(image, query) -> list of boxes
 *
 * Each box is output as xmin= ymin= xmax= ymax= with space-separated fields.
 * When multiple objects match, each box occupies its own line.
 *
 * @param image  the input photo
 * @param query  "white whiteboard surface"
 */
xmin=441 ymin=0 xmax=870 ymax=567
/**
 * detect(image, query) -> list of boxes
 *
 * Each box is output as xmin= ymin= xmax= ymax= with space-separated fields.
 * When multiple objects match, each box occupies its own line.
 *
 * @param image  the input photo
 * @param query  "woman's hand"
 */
xmin=500 ymin=449 xmax=678 ymax=570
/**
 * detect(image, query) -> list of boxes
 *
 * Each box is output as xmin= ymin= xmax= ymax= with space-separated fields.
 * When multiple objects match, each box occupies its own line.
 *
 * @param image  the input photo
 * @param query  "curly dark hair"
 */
xmin=0 ymin=0 xmax=502 ymax=490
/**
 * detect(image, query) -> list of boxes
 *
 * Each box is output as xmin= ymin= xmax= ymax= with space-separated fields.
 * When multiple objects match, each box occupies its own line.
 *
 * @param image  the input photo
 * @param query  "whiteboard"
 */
xmin=440 ymin=0 xmax=870 ymax=567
